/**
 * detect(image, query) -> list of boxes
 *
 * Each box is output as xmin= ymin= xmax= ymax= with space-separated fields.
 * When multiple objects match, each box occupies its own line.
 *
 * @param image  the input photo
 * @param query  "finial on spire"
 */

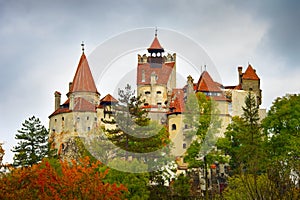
xmin=81 ymin=41 xmax=85 ymax=53
xmin=155 ymin=27 xmax=157 ymax=37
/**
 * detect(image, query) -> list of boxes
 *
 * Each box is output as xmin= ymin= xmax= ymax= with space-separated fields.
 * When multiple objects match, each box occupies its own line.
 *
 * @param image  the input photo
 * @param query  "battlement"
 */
xmin=138 ymin=53 xmax=176 ymax=64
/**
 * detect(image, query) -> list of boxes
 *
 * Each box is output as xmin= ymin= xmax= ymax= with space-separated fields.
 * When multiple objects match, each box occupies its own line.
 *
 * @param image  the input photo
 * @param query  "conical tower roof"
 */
xmin=147 ymin=33 xmax=164 ymax=53
xmin=70 ymin=53 xmax=99 ymax=94
xmin=196 ymin=71 xmax=221 ymax=92
xmin=242 ymin=64 xmax=260 ymax=80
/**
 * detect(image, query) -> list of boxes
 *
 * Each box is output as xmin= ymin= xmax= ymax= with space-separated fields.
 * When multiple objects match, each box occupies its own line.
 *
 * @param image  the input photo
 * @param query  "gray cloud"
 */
xmin=0 ymin=0 xmax=299 ymax=162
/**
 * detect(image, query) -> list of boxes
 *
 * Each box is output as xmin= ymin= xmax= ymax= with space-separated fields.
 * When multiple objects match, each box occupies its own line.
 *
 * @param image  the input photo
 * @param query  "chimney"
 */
xmin=238 ymin=66 xmax=243 ymax=85
xmin=54 ymin=91 xmax=61 ymax=110
xmin=69 ymin=82 xmax=73 ymax=93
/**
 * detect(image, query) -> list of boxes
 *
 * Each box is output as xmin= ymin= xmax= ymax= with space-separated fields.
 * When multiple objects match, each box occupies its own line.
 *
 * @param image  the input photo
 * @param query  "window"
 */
xmin=62 ymin=117 xmax=64 ymax=121
xmin=145 ymin=91 xmax=151 ymax=95
xmin=157 ymin=102 xmax=162 ymax=106
xmin=77 ymin=117 xmax=80 ymax=121
xmin=185 ymin=124 xmax=188 ymax=129
xmin=87 ymin=127 xmax=91 ymax=131
xmin=54 ymin=119 xmax=57 ymax=122
xmin=144 ymin=103 xmax=149 ymax=106
xmin=172 ymin=124 xmax=176 ymax=130
xmin=156 ymin=91 xmax=162 ymax=94
xmin=142 ymin=70 xmax=145 ymax=82
xmin=183 ymin=143 xmax=187 ymax=149
xmin=87 ymin=116 xmax=89 ymax=120
xmin=52 ymin=129 xmax=55 ymax=132
xmin=94 ymin=117 xmax=97 ymax=121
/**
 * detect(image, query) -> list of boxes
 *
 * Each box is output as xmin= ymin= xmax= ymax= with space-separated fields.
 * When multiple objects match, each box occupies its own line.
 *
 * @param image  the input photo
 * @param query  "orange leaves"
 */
xmin=0 ymin=157 xmax=127 ymax=200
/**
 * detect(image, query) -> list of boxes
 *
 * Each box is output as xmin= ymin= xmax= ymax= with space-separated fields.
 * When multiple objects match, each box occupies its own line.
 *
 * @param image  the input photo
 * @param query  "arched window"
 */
xmin=172 ymin=124 xmax=177 ymax=130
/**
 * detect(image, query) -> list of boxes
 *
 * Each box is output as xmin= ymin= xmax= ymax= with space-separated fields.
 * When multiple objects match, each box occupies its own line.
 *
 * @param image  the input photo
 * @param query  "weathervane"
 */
xmin=155 ymin=27 xmax=158 ymax=37
xmin=81 ymin=41 xmax=85 ymax=53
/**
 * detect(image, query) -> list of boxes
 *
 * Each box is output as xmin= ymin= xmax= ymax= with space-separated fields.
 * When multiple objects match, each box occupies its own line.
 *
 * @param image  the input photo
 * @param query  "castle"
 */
xmin=49 ymin=34 xmax=265 ymax=159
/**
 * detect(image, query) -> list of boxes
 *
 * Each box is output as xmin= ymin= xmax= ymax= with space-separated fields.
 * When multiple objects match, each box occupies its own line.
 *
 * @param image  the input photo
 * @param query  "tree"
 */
xmin=261 ymin=94 xmax=300 ymax=199
xmin=184 ymin=92 xmax=221 ymax=168
xmin=102 ymin=159 xmax=150 ymax=200
xmin=0 ymin=157 xmax=127 ymax=199
xmin=171 ymin=173 xmax=191 ymax=199
xmin=12 ymin=116 xmax=50 ymax=167
xmin=217 ymin=92 xmax=264 ymax=173
xmin=107 ymin=84 xmax=171 ymax=171
xmin=0 ymin=142 xmax=4 ymax=166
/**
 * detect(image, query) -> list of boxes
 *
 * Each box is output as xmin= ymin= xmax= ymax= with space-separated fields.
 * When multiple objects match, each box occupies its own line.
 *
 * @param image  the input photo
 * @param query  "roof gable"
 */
xmin=242 ymin=65 xmax=260 ymax=80
xmin=73 ymin=97 xmax=96 ymax=112
xmin=196 ymin=71 xmax=221 ymax=92
xmin=100 ymin=94 xmax=118 ymax=104
xmin=168 ymin=89 xmax=185 ymax=114
xmin=70 ymin=53 xmax=98 ymax=93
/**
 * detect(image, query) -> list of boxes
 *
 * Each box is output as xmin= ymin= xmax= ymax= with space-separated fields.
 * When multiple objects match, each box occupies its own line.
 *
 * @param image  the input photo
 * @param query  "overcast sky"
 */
xmin=1 ymin=0 xmax=299 ymax=163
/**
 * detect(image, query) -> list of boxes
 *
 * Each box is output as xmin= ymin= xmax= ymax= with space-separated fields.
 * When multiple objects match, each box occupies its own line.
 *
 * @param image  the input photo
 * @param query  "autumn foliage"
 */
xmin=0 ymin=157 xmax=127 ymax=200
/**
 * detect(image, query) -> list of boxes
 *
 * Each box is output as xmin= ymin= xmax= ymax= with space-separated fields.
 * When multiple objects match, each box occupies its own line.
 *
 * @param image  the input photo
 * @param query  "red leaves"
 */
xmin=0 ymin=157 xmax=127 ymax=199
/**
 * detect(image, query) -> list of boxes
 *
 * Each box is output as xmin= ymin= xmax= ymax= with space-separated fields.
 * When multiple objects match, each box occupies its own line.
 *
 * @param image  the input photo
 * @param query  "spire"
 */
xmin=147 ymin=28 xmax=164 ymax=53
xmin=70 ymin=45 xmax=98 ymax=94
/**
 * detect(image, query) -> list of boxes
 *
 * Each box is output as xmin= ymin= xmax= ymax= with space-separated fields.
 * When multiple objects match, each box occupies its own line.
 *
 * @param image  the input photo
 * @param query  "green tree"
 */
xmin=184 ymin=92 xmax=221 ymax=168
xmin=217 ymin=92 xmax=264 ymax=173
xmin=261 ymin=94 xmax=300 ymax=199
xmin=12 ymin=116 xmax=50 ymax=167
xmin=218 ymin=92 xmax=267 ymax=199
xmin=108 ymin=84 xmax=171 ymax=169
xmin=102 ymin=158 xmax=150 ymax=200
xmin=171 ymin=173 xmax=191 ymax=199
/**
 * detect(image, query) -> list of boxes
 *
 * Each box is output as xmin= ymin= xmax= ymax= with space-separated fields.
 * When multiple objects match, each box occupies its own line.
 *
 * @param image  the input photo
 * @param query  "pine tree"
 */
xmin=12 ymin=116 xmax=50 ymax=167
xmin=106 ymin=84 xmax=171 ymax=170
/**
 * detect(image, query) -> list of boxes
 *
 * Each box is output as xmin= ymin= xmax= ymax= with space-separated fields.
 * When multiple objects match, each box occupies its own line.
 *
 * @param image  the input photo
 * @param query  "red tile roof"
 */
xmin=137 ymin=62 xmax=175 ymax=85
xmin=73 ymin=97 xmax=96 ymax=112
xmin=196 ymin=71 xmax=222 ymax=92
xmin=225 ymin=84 xmax=242 ymax=90
xmin=147 ymin=36 xmax=164 ymax=51
xmin=242 ymin=64 xmax=260 ymax=80
xmin=100 ymin=94 xmax=118 ymax=103
xmin=70 ymin=53 xmax=99 ymax=94
xmin=49 ymin=107 xmax=72 ymax=118
xmin=168 ymin=89 xmax=185 ymax=114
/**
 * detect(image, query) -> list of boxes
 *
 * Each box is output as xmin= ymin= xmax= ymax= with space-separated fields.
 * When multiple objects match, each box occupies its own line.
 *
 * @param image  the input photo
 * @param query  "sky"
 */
xmin=0 ymin=0 xmax=299 ymax=163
